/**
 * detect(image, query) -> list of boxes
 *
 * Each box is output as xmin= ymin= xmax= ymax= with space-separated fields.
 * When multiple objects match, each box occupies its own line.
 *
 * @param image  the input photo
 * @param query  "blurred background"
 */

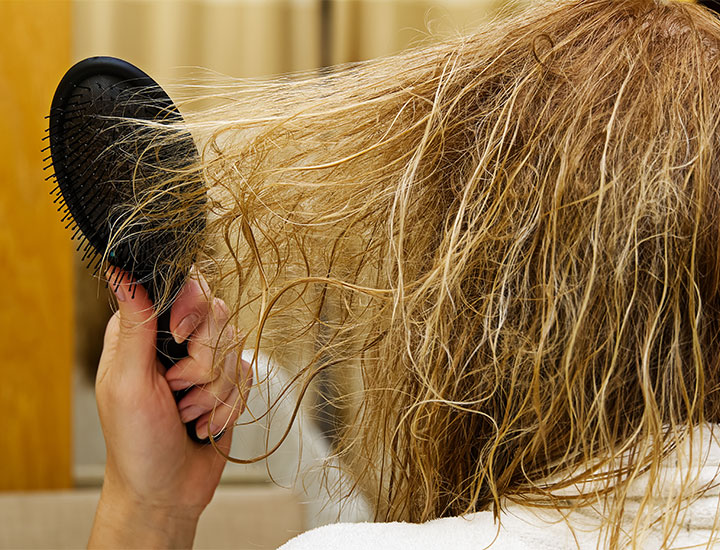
xmin=0 ymin=0 xmax=515 ymax=548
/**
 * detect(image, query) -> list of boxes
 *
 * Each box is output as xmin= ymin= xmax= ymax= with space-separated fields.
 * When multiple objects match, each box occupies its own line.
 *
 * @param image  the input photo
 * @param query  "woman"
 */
xmin=89 ymin=0 xmax=720 ymax=547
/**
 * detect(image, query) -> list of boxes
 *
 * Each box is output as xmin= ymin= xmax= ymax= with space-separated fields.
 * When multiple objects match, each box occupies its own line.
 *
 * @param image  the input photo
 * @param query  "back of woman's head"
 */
xmin=118 ymin=0 xmax=720 ymax=546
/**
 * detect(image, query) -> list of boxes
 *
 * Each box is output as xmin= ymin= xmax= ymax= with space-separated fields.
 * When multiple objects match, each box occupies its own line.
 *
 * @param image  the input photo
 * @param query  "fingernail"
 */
xmin=205 ymin=422 xmax=226 ymax=441
xmin=168 ymin=378 xmax=193 ymax=391
xmin=113 ymin=284 xmax=126 ymax=302
xmin=195 ymin=421 xmax=209 ymax=440
xmin=179 ymin=405 xmax=205 ymax=423
xmin=173 ymin=314 xmax=199 ymax=344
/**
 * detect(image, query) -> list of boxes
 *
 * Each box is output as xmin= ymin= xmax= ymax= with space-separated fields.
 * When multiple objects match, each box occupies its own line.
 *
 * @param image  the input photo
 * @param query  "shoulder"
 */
xmin=277 ymin=513 xmax=540 ymax=550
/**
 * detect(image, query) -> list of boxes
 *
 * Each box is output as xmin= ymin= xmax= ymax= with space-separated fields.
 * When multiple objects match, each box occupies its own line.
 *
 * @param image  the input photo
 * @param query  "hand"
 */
xmin=89 ymin=270 xmax=252 ymax=548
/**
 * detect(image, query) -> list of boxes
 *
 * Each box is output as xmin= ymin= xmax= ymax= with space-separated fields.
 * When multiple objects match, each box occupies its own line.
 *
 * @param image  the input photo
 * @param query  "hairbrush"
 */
xmin=45 ymin=56 xmax=211 ymax=444
xmin=699 ymin=1 xmax=720 ymax=14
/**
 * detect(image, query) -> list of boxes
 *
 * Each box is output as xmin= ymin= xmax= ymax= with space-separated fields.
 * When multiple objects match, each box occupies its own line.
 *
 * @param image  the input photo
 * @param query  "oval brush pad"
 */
xmin=45 ymin=56 xmax=210 ymax=443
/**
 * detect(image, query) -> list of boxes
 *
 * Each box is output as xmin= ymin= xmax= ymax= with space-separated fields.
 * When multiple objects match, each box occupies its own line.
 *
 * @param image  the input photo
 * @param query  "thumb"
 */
xmin=101 ymin=270 xmax=158 ymax=378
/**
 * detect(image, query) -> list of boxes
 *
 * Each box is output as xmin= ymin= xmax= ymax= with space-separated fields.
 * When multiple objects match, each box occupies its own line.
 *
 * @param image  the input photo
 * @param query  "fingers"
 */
xmin=179 ymin=357 xmax=252 ymax=439
xmin=169 ymin=272 xmax=212 ymax=345
xmin=165 ymin=298 xmax=233 ymax=389
xmin=201 ymin=358 xmax=253 ymax=439
xmin=177 ymin=371 xmax=234 ymax=423
xmin=99 ymin=266 xmax=250 ymax=447
xmin=194 ymin=385 xmax=243 ymax=440
xmin=99 ymin=270 xmax=158 ymax=382
xmin=165 ymin=271 xmax=250 ymax=441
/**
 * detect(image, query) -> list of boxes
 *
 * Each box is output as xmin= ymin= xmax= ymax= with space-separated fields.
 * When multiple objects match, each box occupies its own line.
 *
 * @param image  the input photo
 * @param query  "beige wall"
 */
xmin=72 ymin=0 xmax=507 ymax=81
xmin=0 ymin=486 xmax=303 ymax=550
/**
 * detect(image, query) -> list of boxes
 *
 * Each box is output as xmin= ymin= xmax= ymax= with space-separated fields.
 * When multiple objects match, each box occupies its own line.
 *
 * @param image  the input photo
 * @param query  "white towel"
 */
xmin=279 ymin=498 xmax=720 ymax=549
xmin=242 ymin=352 xmax=720 ymax=549
xmin=279 ymin=426 xmax=720 ymax=549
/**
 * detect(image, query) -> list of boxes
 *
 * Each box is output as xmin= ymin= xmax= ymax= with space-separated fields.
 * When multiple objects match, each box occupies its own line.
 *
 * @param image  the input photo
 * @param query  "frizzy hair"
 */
xmin=112 ymin=0 xmax=720 ymax=547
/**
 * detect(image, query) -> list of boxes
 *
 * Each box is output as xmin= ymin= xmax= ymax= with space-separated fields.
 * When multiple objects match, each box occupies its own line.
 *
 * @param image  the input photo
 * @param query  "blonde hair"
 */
xmin=115 ymin=0 xmax=720 ymax=546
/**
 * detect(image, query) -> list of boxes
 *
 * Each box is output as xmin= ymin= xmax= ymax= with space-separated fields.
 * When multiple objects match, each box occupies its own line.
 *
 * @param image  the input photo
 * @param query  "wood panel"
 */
xmin=0 ymin=0 xmax=73 ymax=490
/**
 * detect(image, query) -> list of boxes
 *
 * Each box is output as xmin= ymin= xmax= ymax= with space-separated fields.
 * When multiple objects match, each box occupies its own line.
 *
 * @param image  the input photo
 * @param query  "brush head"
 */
xmin=46 ymin=56 xmax=204 ymax=306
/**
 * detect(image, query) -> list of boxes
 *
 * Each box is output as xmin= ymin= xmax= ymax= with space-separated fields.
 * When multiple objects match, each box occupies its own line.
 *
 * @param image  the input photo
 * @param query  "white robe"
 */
xmin=241 ymin=351 xmax=720 ymax=549
xmin=278 ymin=426 xmax=720 ymax=549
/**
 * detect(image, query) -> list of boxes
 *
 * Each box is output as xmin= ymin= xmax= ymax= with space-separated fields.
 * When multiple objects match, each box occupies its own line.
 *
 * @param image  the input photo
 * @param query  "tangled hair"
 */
xmin=112 ymin=0 xmax=720 ymax=546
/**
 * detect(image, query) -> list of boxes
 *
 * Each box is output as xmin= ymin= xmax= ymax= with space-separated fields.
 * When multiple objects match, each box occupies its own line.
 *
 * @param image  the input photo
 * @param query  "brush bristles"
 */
xmin=46 ymin=65 xmax=204 ymax=309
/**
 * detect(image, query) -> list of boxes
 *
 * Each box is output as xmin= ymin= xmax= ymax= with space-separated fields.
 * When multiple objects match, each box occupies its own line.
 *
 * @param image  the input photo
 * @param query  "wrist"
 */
xmin=89 ymin=482 xmax=200 ymax=549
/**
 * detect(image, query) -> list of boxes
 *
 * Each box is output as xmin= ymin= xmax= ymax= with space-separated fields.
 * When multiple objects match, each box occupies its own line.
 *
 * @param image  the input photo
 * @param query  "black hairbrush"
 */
xmin=45 ymin=56 xmax=211 ymax=444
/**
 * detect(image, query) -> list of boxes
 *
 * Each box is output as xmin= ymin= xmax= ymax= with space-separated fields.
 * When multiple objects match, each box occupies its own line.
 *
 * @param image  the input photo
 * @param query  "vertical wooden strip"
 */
xmin=0 ymin=0 xmax=73 ymax=490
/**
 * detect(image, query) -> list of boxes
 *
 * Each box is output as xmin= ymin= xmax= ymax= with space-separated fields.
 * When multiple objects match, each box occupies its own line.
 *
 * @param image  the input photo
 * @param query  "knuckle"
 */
xmin=188 ymin=356 xmax=216 ymax=385
xmin=183 ymin=358 xmax=208 ymax=380
xmin=212 ymin=298 xmax=230 ymax=318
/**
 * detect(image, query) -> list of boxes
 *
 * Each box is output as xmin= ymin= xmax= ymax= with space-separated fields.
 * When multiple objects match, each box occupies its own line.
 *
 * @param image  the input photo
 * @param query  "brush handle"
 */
xmin=156 ymin=308 xmax=212 ymax=444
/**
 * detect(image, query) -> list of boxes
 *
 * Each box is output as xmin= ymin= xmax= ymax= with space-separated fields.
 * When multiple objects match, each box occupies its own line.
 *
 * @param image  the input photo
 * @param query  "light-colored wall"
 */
xmin=72 ymin=0 xmax=508 ymax=83
xmin=0 ymin=486 xmax=304 ymax=550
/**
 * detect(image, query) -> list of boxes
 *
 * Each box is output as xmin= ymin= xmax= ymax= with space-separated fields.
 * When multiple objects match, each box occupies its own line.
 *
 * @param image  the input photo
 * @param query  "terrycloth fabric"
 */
xmin=279 ymin=426 xmax=720 ymax=549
